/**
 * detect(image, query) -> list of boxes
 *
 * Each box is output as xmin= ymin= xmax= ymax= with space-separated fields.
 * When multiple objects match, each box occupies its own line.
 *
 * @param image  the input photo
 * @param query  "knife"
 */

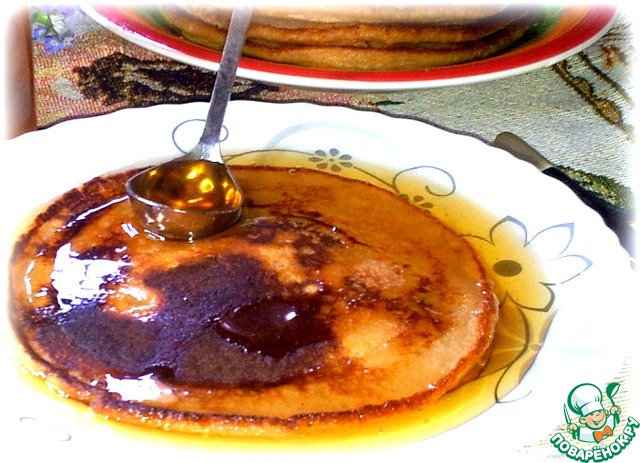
xmin=493 ymin=132 xmax=636 ymax=265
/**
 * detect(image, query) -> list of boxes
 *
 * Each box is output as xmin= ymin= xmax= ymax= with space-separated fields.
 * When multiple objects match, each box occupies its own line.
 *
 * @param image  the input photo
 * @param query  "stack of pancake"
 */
xmin=157 ymin=4 xmax=540 ymax=70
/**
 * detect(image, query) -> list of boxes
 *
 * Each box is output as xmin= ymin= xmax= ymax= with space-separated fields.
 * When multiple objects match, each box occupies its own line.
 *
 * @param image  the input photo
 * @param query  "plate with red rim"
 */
xmin=82 ymin=4 xmax=617 ymax=91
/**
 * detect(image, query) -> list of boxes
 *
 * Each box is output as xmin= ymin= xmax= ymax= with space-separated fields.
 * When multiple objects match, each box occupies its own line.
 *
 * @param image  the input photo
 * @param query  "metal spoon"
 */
xmin=126 ymin=6 xmax=253 ymax=241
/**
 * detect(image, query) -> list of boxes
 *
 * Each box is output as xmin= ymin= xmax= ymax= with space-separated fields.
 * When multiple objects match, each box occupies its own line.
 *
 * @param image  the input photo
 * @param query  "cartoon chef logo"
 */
xmin=551 ymin=381 xmax=638 ymax=462
xmin=565 ymin=382 xmax=621 ymax=443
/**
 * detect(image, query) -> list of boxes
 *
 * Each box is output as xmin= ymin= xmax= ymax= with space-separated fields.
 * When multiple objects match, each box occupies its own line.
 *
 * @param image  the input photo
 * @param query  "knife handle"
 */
xmin=544 ymin=166 xmax=636 ymax=259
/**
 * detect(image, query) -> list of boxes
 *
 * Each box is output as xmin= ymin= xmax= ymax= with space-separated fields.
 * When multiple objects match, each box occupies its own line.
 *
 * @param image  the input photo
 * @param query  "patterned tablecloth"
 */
xmin=10 ymin=4 xmax=639 ymax=462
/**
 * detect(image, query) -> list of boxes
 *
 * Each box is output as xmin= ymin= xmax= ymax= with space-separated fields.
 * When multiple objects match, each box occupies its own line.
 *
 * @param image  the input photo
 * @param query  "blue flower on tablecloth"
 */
xmin=465 ymin=216 xmax=592 ymax=312
xmin=31 ymin=6 xmax=80 ymax=54
xmin=32 ymin=23 xmax=48 ymax=40
xmin=43 ymin=35 xmax=74 ymax=54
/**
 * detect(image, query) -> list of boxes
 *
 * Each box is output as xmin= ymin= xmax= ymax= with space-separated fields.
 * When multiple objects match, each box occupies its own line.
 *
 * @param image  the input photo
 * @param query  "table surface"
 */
xmin=5 ymin=4 xmax=639 ymax=461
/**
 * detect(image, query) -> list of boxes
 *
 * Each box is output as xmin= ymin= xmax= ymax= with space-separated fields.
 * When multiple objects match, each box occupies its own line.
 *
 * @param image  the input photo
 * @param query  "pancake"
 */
xmin=225 ymin=4 xmax=514 ymax=26
xmin=156 ymin=4 xmax=541 ymax=70
xmin=9 ymin=165 xmax=499 ymax=437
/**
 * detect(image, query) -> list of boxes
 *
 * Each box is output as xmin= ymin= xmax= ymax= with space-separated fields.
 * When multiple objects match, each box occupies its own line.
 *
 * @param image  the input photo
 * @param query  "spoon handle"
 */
xmin=195 ymin=6 xmax=253 ymax=160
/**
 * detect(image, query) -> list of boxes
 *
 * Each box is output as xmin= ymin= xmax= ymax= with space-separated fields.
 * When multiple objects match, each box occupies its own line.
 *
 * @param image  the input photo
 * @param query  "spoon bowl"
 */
xmin=126 ymin=159 xmax=243 ymax=240
xmin=125 ymin=6 xmax=252 ymax=240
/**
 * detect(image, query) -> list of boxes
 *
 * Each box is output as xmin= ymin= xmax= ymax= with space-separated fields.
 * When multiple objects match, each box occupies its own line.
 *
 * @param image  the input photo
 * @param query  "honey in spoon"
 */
xmin=131 ymin=159 xmax=242 ymax=213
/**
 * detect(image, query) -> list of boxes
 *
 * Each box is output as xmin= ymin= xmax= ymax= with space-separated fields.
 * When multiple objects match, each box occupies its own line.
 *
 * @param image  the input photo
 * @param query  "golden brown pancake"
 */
xmin=156 ymin=4 xmax=540 ymax=70
xmin=226 ymin=4 xmax=514 ymax=26
xmin=9 ymin=165 xmax=499 ymax=437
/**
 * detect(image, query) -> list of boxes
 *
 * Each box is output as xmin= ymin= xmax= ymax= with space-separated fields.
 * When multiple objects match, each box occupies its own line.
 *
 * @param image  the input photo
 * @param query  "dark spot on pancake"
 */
xmin=76 ymin=244 xmax=128 ymax=262
xmin=215 ymin=293 xmax=331 ymax=358
xmin=242 ymin=218 xmax=279 ymax=244
xmin=143 ymin=254 xmax=334 ymax=385
xmin=293 ymin=233 xmax=329 ymax=268
xmin=53 ymin=301 xmax=161 ymax=374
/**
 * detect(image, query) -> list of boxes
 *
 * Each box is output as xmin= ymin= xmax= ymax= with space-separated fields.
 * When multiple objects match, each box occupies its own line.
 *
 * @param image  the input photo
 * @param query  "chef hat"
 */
xmin=568 ymin=383 xmax=604 ymax=416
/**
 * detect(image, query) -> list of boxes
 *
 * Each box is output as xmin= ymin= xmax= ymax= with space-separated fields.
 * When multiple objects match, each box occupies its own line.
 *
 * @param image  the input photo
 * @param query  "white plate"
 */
xmin=1 ymin=102 xmax=637 ymax=461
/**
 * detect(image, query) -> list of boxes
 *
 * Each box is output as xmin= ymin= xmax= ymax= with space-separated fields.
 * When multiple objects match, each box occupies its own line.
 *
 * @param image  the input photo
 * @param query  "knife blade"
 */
xmin=493 ymin=132 xmax=636 ymax=265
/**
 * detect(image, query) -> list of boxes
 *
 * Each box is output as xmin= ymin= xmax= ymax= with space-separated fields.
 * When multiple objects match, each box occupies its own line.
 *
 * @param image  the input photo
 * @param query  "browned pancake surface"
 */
xmin=10 ymin=166 xmax=498 ymax=436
